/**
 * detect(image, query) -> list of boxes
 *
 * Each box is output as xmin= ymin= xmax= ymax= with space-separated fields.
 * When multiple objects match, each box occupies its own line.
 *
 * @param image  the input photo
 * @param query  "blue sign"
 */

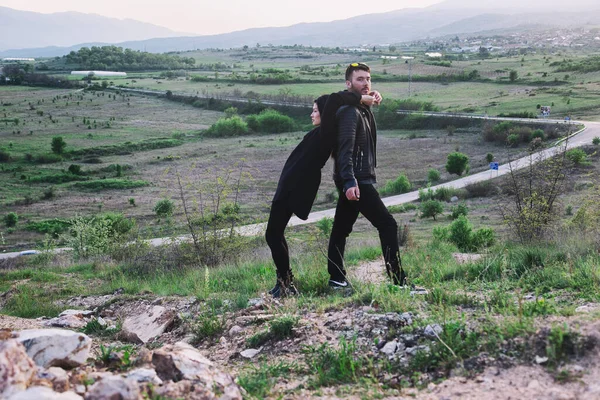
xmin=490 ymin=162 xmax=499 ymax=171
xmin=565 ymin=116 xmax=570 ymax=121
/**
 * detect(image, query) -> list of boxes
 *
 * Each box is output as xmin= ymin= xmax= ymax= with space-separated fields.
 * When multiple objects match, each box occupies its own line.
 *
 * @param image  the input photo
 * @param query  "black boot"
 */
xmin=271 ymin=272 xmax=298 ymax=298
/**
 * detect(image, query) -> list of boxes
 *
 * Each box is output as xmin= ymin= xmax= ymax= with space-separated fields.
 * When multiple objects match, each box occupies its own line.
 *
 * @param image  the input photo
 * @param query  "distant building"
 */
xmin=71 ymin=71 xmax=127 ymax=77
xmin=2 ymin=58 xmax=35 ymax=62
xmin=425 ymin=52 xmax=443 ymax=58
xmin=380 ymin=56 xmax=398 ymax=59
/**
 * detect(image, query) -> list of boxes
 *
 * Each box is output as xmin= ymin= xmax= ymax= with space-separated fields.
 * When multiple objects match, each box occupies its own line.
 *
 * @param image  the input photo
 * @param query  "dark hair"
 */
xmin=314 ymin=94 xmax=329 ymax=115
xmin=345 ymin=62 xmax=370 ymax=81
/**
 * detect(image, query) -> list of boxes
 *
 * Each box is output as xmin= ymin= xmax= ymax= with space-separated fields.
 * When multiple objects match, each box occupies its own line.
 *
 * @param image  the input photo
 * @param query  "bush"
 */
xmin=68 ymin=164 xmax=83 ymax=175
xmin=4 ymin=212 xmax=18 ymax=227
xmin=464 ymin=181 xmax=496 ymax=198
xmin=420 ymin=200 xmax=444 ymax=220
xmin=154 ymin=199 xmax=175 ymax=217
xmin=246 ymin=109 xmax=296 ymax=133
xmin=593 ymin=137 xmax=600 ymax=145
xmin=447 ymin=215 xmax=495 ymax=252
xmin=72 ymin=179 xmax=148 ymax=191
xmin=34 ymin=153 xmax=63 ymax=164
xmin=530 ymin=129 xmax=545 ymax=141
xmin=486 ymin=153 xmax=494 ymax=163
xmin=26 ymin=218 xmax=71 ymax=236
xmin=379 ymin=174 xmax=411 ymax=196
xmin=64 ymin=214 xmax=133 ymax=259
xmin=451 ymin=203 xmax=469 ymax=219
xmin=427 ymin=168 xmax=441 ymax=183
xmin=507 ymin=134 xmax=520 ymax=147
xmin=204 ymin=116 xmax=249 ymax=137
xmin=566 ymin=148 xmax=588 ymax=165
xmin=446 ymin=152 xmax=469 ymax=176
xmin=0 ymin=150 xmax=10 ymax=162
xmin=51 ymin=136 xmax=67 ymax=154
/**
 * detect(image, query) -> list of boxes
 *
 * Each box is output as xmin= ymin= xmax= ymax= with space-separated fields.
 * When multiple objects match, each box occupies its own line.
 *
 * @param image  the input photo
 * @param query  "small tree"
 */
xmin=427 ymin=168 xmax=441 ymax=183
xmin=420 ymin=200 xmax=444 ymax=220
xmin=154 ymin=199 xmax=174 ymax=217
xmin=4 ymin=212 xmax=18 ymax=227
xmin=51 ymin=136 xmax=66 ymax=155
xmin=486 ymin=153 xmax=494 ymax=163
xmin=509 ymin=70 xmax=518 ymax=82
xmin=446 ymin=152 xmax=469 ymax=176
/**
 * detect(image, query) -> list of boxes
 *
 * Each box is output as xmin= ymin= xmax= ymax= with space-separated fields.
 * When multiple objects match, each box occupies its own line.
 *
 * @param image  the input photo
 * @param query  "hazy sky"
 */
xmin=0 ymin=0 xmax=443 ymax=35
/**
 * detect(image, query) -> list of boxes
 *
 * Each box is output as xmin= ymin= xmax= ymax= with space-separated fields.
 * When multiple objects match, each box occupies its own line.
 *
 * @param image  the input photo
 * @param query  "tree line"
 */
xmin=64 ymin=46 xmax=196 ymax=71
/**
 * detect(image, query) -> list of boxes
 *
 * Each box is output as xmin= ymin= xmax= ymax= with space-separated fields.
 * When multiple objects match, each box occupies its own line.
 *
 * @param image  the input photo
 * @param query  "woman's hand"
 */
xmin=360 ymin=94 xmax=375 ymax=106
xmin=369 ymin=90 xmax=383 ymax=105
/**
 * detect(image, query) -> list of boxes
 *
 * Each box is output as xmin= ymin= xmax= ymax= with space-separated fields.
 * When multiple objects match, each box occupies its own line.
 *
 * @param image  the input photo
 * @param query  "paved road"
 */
xmin=2 ymin=120 xmax=598 ymax=260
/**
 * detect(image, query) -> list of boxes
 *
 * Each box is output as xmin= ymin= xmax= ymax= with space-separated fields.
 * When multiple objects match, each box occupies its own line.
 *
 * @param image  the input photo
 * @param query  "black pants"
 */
xmin=327 ymin=183 xmax=402 ymax=283
xmin=265 ymin=199 xmax=294 ymax=282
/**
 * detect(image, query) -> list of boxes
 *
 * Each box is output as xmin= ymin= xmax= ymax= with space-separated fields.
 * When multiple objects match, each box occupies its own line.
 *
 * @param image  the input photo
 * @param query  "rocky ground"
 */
xmin=2 ymin=258 xmax=600 ymax=399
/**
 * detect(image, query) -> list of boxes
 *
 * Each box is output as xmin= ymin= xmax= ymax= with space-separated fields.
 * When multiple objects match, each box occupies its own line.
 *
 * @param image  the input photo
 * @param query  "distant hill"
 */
xmin=2 ymin=3 xmax=600 ymax=58
xmin=0 ymin=6 xmax=187 ymax=52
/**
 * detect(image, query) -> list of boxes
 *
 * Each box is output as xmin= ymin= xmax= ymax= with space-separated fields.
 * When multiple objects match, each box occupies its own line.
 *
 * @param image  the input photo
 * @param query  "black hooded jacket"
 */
xmin=272 ymin=91 xmax=361 ymax=220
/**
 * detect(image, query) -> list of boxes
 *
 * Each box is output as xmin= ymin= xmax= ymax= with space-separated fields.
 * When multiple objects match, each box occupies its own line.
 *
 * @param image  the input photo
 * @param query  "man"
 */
xmin=327 ymin=62 xmax=407 ymax=288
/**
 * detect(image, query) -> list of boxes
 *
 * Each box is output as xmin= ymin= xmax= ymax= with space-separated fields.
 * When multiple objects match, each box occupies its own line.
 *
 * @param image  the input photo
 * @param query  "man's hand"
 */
xmin=369 ymin=90 xmax=383 ymax=105
xmin=345 ymin=186 xmax=360 ymax=201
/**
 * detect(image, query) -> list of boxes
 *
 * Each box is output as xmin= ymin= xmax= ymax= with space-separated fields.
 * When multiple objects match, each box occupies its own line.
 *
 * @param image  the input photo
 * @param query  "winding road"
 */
xmin=2 ymin=118 xmax=599 ymax=260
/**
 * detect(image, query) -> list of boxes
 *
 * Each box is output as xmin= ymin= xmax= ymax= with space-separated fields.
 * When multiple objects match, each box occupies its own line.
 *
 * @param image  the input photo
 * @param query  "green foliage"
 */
xmin=0 ymin=149 xmax=10 ymax=162
xmin=26 ymin=218 xmax=71 ymax=236
xmin=304 ymin=337 xmax=363 ymax=387
xmin=552 ymin=56 xmax=600 ymax=73
xmin=420 ymin=200 xmax=444 ymax=220
xmin=566 ymin=148 xmax=588 ymax=165
xmin=64 ymin=46 xmax=195 ymax=71
xmin=192 ymin=310 xmax=225 ymax=343
xmin=316 ymin=217 xmax=333 ymax=237
xmin=64 ymin=213 xmax=134 ymax=259
xmin=269 ymin=315 xmax=298 ymax=340
xmin=238 ymin=361 xmax=297 ymax=398
xmin=592 ymin=137 xmax=600 ymax=145
xmin=153 ymin=199 xmax=175 ymax=218
xmin=445 ymin=152 xmax=469 ymax=176
xmin=379 ymin=173 xmax=411 ymax=196
xmin=71 ymin=139 xmax=182 ymax=157
xmin=72 ymin=179 xmax=149 ymax=191
xmin=34 ymin=153 xmax=63 ymax=164
xmin=427 ymin=168 xmax=441 ymax=183
xmin=451 ymin=203 xmax=469 ymax=219
xmin=246 ymin=109 xmax=296 ymax=133
xmin=68 ymin=164 xmax=83 ymax=175
xmin=204 ymin=116 xmax=249 ymax=137
xmin=509 ymin=70 xmax=518 ymax=82
xmin=438 ymin=215 xmax=496 ymax=252
xmin=4 ymin=212 xmax=18 ymax=227
xmin=51 ymin=136 xmax=67 ymax=154
xmin=531 ymin=129 xmax=545 ymax=141
xmin=81 ymin=319 xmax=119 ymax=337
xmin=507 ymin=134 xmax=520 ymax=147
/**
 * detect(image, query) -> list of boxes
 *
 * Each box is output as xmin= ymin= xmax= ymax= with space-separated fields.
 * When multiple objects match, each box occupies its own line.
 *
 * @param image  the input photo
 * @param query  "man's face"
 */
xmin=346 ymin=69 xmax=371 ymax=96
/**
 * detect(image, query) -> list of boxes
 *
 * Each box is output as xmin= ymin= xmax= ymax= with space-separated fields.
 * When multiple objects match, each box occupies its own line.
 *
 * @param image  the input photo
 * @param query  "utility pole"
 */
xmin=402 ymin=56 xmax=415 ymax=97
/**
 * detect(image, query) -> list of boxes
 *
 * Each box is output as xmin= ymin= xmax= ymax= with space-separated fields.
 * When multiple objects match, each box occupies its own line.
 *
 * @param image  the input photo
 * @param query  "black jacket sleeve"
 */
xmin=336 ymin=105 xmax=360 ymax=192
xmin=317 ymin=91 xmax=361 ymax=167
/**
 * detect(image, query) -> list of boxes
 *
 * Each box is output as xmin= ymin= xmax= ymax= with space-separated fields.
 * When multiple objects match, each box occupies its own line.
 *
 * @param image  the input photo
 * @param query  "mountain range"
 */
xmin=2 ymin=0 xmax=600 ymax=58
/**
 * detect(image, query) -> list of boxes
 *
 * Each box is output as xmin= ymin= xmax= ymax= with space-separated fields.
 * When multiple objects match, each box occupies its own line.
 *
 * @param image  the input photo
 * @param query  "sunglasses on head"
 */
xmin=349 ymin=62 xmax=369 ymax=68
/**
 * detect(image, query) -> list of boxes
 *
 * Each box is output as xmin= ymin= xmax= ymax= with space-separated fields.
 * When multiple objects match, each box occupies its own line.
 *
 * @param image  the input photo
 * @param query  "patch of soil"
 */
xmin=0 ymin=314 xmax=43 ymax=330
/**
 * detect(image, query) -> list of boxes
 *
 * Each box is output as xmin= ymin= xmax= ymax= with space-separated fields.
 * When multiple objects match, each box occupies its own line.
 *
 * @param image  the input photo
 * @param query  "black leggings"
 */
xmin=327 ymin=183 xmax=401 ymax=283
xmin=265 ymin=199 xmax=294 ymax=281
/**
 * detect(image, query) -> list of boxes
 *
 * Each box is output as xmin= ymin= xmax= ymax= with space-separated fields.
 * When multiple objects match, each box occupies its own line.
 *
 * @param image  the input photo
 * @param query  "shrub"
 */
xmin=154 ymin=199 xmax=175 ymax=217
xmin=471 ymin=228 xmax=495 ymax=249
xmin=4 ymin=212 xmax=18 ymax=227
xmin=246 ymin=109 xmax=296 ymax=133
xmin=380 ymin=174 xmax=411 ymax=196
xmin=0 ymin=150 xmax=10 ymax=162
xmin=204 ymin=116 xmax=249 ymax=137
xmin=451 ymin=203 xmax=469 ymax=219
xmin=63 ymin=213 xmax=134 ymax=259
xmin=507 ymin=134 xmax=520 ymax=147
xmin=26 ymin=218 xmax=71 ymax=236
xmin=593 ymin=137 xmax=600 ymax=145
xmin=420 ymin=200 xmax=444 ymax=220
xmin=441 ymin=215 xmax=495 ymax=252
xmin=51 ymin=136 xmax=67 ymax=154
xmin=446 ymin=152 xmax=469 ymax=176
xmin=427 ymin=168 xmax=441 ymax=183
xmin=486 ymin=153 xmax=494 ymax=163
xmin=531 ymin=129 xmax=545 ymax=141
xmin=464 ymin=181 xmax=496 ymax=198
xmin=68 ymin=164 xmax=83 ymax=175
xmin=316 ymin=217 xmax=333 ymax=237
xmin=566 ymin=148 xmax=588 ymax=165
xmin=34 ymin=153 xmax=63 ymax=164
xmin=72 ymin=179 xmax=148 ymax=191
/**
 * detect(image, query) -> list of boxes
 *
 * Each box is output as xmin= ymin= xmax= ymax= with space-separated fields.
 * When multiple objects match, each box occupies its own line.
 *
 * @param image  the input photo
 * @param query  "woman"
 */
xmin=265 ymin=90 xmax=382 ymax=298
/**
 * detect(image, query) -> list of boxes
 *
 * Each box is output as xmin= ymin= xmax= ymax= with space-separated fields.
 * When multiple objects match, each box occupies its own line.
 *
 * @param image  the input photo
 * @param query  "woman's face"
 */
xmin=311 ymin=103 xmax=321 ymax=126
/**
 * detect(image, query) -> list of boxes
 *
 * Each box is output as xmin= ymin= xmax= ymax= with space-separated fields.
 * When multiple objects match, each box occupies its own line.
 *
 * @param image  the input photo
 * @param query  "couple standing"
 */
xmin=265 ymin=62 xmax=407 ymax=298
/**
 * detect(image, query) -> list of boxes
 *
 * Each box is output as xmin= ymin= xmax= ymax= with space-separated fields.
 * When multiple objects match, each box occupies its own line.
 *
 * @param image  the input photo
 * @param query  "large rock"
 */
xmin=8 ymin=386 xmax=83 ymax=400
xmin=152 ymin=342 xmax=242 ymax=399
xmin=17 ymin=329 xmax=91 ymax=368
xmin=38 ymin=367 xmax=70 ymax=392
xmin=44 ymin=315 xmax=87 ymax=329
xmin=84 ymin=376 xmax=140 ymax=400
xmin=121 ymin=305 xmax=174 ymax=344
xmin=0 ymin=340 xmax=37 ymax=398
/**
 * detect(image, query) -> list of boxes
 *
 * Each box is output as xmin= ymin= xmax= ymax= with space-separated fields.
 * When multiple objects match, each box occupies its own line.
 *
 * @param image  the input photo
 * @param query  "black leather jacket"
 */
xmin=333 ymin=104 xmax=377 ymax=192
